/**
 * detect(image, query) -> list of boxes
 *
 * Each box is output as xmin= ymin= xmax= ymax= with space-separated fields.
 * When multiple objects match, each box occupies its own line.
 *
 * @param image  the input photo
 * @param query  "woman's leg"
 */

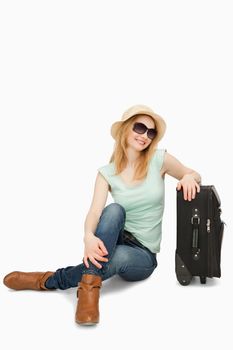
xmin=45 ymin=203 xmax=126 ymax=290
xmin=75 ymin=241 xmax=157 ymax=325
xmin=45 ymin=242 xmax=157 ymax=289
xmin=101 ymin=244 xmax=158 ymax=282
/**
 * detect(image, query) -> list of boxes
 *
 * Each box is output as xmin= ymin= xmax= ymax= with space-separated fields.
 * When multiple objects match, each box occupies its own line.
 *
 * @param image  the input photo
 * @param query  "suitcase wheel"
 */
xmin=178 ymin=278 xmax=191 ymax=286
xmin=200 ymin=276 xmax=206 ymax=284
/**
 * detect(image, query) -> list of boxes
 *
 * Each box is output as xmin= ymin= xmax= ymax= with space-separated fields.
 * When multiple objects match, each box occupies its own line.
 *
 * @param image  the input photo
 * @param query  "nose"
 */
xmin=140 ymin=132 xmax=149 ymax=140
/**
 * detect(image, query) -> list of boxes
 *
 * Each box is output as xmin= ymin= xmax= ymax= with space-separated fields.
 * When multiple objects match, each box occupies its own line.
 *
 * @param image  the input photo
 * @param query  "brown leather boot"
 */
xmin=75 ymin=274 xmax=102 ymax=325
xmin=3 ymin=271 xmax=55 ymax=291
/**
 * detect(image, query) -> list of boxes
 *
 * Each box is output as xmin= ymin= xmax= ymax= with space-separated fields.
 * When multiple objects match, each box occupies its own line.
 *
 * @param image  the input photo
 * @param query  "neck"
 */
xmin=125 ymin=147 xmax=141 ymax=167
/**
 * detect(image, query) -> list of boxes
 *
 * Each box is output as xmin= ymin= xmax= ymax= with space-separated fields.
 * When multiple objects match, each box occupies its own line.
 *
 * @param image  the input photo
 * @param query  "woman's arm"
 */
xmin=161 ymin=152 xmax=201 ymax=201
xmin=83 ymin=172 xmax=109 ymax=268
xmin=84 ymin=172 xmax=109 ymax=241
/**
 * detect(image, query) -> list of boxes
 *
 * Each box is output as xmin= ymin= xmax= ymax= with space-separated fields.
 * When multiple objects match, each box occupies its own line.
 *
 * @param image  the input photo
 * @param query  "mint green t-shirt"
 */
xmin=97 ymin=149 xmax=166 ymax=253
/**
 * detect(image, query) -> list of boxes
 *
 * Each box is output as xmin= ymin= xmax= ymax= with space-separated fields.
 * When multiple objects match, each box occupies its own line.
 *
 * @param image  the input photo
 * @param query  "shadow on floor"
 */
xmin=175 ymin=275 xmax=219 ymax=287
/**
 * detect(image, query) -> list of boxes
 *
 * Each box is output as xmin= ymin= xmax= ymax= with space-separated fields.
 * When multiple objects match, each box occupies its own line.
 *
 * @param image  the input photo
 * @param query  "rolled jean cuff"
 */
xmin=81 ymin=268 xmax=102 ymax=277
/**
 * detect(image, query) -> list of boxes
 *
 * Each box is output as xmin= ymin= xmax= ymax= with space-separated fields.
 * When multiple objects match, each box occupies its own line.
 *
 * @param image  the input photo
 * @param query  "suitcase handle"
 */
xmin=191 ymin=209 xmax=201 ymax=260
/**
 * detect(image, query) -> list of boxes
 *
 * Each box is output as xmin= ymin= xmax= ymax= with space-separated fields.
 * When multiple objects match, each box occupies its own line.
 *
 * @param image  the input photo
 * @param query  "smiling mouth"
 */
xmin=135 ymin=138 xmax=145 ymax=145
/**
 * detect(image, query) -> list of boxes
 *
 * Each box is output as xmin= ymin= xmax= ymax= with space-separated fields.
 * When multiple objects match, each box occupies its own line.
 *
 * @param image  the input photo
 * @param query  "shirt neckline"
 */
xmin=113 ymin=161 xmax=152 ymax=189
xmin=117 ymin=175 xmax=148 ymax=189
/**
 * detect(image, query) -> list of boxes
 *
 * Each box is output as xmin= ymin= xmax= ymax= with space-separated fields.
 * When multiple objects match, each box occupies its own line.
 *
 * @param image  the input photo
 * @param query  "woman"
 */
xmin=3 ymin=104 xmax=201 ymax=326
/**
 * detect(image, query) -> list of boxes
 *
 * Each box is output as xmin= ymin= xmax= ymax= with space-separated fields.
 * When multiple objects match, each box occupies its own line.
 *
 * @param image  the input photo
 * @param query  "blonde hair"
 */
xmin=109 ymin=114 xmax=158 ymax=182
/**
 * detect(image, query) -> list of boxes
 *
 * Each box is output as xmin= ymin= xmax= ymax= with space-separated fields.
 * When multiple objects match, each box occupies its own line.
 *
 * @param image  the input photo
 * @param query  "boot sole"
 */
xmin=76 ymin=321 xmax=99 ymax=326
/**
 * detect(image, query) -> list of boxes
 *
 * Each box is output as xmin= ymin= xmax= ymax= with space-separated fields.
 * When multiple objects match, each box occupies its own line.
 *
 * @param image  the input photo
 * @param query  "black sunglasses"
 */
xmin=132 ymin=122 xmax=157 ymax=140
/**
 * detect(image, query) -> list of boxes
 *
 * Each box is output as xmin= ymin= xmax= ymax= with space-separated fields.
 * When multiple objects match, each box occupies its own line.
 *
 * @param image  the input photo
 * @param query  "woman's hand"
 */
xmin=83 ymin=234 xmax=109 ymax=269
xmin=177 ymin=174 xmax=200 ymax=201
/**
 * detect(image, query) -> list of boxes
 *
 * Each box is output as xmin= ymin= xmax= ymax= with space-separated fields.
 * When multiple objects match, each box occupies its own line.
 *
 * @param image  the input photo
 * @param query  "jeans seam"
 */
xmin=120 ymin=264 xmax=156 ymax=273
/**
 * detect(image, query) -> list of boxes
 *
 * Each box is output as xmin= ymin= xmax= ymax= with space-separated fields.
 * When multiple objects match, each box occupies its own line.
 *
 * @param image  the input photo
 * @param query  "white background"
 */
xmin=0 ymin=0 xmax=232 ymax=349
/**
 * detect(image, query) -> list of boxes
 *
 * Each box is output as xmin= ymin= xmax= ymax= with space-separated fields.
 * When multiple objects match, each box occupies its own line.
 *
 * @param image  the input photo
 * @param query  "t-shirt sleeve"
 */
xmin=97 ymin=163 xmax=115 ymax=187
xmin=152 ymin=148 xmax=167 ymax=170
xmin=97 ymin=165 xmax=109 ymax=183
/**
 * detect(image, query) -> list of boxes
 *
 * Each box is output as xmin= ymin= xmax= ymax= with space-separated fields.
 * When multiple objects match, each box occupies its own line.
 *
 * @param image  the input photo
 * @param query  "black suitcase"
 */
xmin=175 ymin=185 xmax=224 ymax=285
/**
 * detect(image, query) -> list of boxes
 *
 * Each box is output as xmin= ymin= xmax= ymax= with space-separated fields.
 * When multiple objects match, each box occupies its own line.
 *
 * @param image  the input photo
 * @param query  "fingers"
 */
xmin=89 ymin=256 xmax=103 ymax=269
xmin=183 ymin=184 xmax=193 ymax=201
xmin=98 ymin=240 xmax=108 ymax=256
xmin=83 ymin=256 xmax=89 ymax=268
xmin=192 ymin=183 xmax=200 ymax=199
xmin=89 ymin=254 xmax=108 ymax=269
xmin=188 ymin=185 xmax=192 ymax=200
xmin=84 ymin=255 xmax=101 ymax=269
xmin=83 ymin=237 xmax=109 ymax=269
xmin=95 ymin=245 xmax=108 ymax=260
xmin=84 ymin=253 xmax=109 ymax=269
xmin=182 ymin=183 xmax=200 ymax=201
xmin=95 ymin=252 xmax=109 ymax=262
xmin=196 ymin=182 xmax=201 ymax=193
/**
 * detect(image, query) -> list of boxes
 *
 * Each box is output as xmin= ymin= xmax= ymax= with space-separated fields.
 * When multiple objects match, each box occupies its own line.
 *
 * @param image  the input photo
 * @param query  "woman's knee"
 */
xmin=109 ymin=245 xmax=157 ymax=282
xmin=102 ymin=203 xmax=126 ymax=222
xmin=119 ymin=266 xmax=156 ymax=282
xmin=95 ymin=203 xmax=126 ymax=239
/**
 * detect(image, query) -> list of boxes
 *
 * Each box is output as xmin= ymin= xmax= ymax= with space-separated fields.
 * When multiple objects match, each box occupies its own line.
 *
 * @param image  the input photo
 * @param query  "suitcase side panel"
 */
xmin=176 ymin=188 xmax=209 ymax=279
xmin=176 ymin=185 xmax=224 ymax=283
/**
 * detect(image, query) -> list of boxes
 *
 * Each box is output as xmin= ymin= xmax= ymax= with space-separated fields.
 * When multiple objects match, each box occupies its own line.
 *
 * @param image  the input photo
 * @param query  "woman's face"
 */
xmin=126 ymin=115 xmax=155 ymax=151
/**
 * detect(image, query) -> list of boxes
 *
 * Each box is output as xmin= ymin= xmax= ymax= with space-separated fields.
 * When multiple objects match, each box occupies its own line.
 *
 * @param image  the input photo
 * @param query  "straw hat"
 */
xmin=110 ymin=104 xmax=166 ymax=142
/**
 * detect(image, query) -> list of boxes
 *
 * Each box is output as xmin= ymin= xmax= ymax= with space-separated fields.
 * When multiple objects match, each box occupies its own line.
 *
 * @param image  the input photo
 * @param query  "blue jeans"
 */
xmin=45 ymin=203 xmax=158 ymax=290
